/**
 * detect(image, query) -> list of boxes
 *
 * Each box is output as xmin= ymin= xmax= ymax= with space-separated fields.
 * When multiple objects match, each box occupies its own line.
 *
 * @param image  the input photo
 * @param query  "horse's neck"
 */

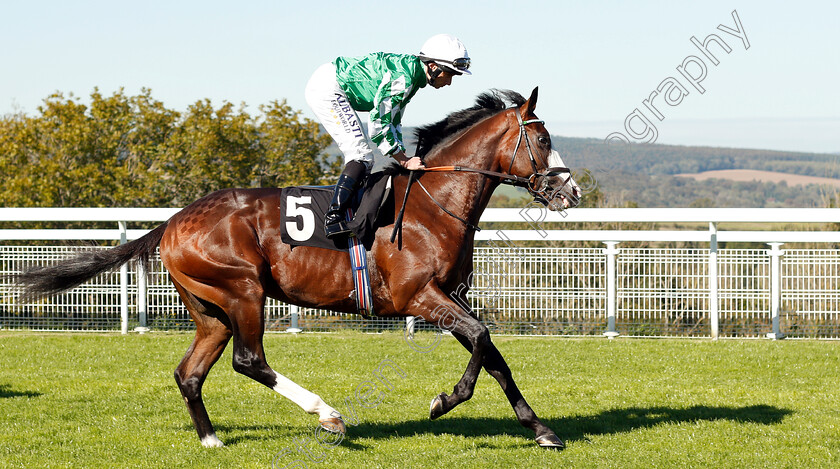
xmin=424 ymin=117 xmax=504 ymax=172
xmin=417 ymin=121 xmax=505 ymax=228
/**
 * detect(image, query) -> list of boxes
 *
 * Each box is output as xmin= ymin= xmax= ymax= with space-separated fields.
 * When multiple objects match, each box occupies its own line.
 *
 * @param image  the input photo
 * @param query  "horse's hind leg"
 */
xmin=171 ymin=278 xmax=233 ymax=448
xmin=226 ymin=291 xmax=345 ymax=434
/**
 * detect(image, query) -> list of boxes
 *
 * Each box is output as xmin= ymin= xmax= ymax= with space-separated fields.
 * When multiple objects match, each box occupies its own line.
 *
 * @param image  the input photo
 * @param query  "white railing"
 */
xmin=2 ymin=206 xmax=838 ymax=242
xmin=481 ymin=207 xmax=840 ymax=339
xmin=1 ymin=207 xmax=839 ymax=338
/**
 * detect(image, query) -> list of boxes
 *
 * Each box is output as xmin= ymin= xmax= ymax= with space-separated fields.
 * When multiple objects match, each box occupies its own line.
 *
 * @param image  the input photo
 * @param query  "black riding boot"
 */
xmin=324 ymin=161 xmax=365 ymax=239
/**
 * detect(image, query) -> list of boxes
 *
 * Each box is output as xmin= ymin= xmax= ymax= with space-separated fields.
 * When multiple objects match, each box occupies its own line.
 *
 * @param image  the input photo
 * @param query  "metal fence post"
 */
xmin=709 ymin=222 xmax=719 ymax=340
xmin=767 ymin=243 xmax=786 ymax=340
xmin=136 ymin=260 xmax=148 ymax=330
xmin=119 ymin=221 xmax=129 ymax=335
xmin=603 ymin=241 xmax=620 ymax=339
xmin=287 ymin=304 xmax=302 ymax=333
xmin=406 ymin=316 xmax=416 ymax=339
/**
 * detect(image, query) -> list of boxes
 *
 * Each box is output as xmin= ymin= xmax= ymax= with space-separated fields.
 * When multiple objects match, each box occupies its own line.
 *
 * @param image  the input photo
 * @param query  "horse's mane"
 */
xmin=414 ymin=89 xmax=525 ymax=158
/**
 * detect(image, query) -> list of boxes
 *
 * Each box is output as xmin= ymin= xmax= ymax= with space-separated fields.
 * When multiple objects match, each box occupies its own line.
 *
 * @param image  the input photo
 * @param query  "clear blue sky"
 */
xmin=1 ymin=0 xmax=838 ymax=153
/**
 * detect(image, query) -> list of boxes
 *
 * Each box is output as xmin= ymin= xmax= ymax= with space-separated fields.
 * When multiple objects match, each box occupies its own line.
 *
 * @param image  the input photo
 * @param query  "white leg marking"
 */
xmin=272 ymin=371 xmax=338 ymax=420
xmin=201 ymin=434 xmax=225 ymax=448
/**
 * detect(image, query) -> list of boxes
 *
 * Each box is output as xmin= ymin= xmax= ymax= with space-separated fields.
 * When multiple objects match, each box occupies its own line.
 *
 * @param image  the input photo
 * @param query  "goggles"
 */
xmin=439 ymin=57 xmax=471 ymax=72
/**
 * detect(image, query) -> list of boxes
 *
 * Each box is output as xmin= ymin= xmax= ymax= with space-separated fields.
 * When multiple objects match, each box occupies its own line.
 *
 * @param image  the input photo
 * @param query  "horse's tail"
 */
xmin=14 ymin=221 xmax=169 ymax=302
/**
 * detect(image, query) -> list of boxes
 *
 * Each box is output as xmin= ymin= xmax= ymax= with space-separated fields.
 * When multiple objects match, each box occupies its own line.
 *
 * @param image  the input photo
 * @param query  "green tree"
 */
xmin=0 ymin=89 xmax=336 ymax=208
xmin=574 ymin=168 xmax=605 ymax=208
xmin=689 ymin=197 xmax=715 ymax=208
xmin=257 ymin=100 xmax=340 ymax=189
xmin=0 ymin=89 xmax=182 ymax=207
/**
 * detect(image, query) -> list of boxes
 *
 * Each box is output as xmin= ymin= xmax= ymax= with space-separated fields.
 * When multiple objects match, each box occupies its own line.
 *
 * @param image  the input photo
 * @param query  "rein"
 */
xmin=421 ymin=164 xmax=570 ymax=191
xmin=415 ymin=179 xmax=481 ymax=232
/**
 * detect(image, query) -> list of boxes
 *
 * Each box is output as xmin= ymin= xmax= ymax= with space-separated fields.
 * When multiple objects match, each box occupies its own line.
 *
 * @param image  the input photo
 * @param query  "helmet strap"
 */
xmin=426 ymin=62 xmax=443 ymax=85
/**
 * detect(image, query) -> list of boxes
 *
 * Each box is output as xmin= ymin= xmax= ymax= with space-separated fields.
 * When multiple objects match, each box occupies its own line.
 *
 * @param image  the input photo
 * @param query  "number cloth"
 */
xmin=278 ymin=172 xmax=393 ymax=251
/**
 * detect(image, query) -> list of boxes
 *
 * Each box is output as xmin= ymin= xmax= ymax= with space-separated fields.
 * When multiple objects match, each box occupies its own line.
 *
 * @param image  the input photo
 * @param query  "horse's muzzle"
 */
xmin=529 ymin=169 xmax=582 ymax=211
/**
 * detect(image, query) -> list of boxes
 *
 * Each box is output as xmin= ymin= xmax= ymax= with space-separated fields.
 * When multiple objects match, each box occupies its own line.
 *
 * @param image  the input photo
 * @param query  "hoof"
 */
xmin=319 ymin=417 xmax=346 ymax=435
xmin=429 ymin=392 xmax=447 ymax=420
xmin=535 ymin=433 xmax=565 ymax=450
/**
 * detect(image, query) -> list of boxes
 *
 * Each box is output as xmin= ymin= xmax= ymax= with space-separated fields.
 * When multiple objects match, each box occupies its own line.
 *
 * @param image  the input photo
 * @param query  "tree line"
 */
xmin=0 ymin=89 xmax=339 ymax=208
xmin=2 ymin=90 xmax=835 ymax=212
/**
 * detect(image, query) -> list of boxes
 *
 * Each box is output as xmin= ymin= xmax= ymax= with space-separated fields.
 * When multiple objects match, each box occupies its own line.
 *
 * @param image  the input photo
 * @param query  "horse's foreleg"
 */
xmin=427 ymin=320 xmax=489 ymax=420
xmin=411 ymin=288 xmax=490 ymax=420
xmin=227 ymin=297 xmax=345 ymax=434
xmin=451 ymin=331 xmax=564 ymax=449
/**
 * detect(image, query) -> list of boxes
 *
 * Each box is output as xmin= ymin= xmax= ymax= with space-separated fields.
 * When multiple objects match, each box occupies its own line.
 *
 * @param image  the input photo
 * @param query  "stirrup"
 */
xmin=325 ymin=219 xmax=353 ymax=239
xmin=324 ymin=172 xmax=359 ymax=239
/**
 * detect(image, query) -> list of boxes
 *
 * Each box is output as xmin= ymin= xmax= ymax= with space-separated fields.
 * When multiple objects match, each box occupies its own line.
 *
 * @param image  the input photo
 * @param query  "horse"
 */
xmin=15 ymin=87 xmax=582 ymax=450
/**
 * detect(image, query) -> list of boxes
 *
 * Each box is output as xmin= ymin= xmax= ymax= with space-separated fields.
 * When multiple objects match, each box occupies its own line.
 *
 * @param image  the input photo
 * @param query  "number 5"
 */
xmin=286 ymin=196 xmax=315 ymax=242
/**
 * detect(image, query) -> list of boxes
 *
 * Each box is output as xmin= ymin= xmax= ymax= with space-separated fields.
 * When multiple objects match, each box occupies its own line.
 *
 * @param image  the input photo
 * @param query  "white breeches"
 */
xmin=305 ymin=62 xmax=375 ymax=168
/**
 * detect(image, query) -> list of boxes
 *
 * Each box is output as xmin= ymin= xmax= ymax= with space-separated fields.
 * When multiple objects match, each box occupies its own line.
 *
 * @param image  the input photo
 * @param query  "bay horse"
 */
xmin=16 ymin=88 xmax=581 ymax=449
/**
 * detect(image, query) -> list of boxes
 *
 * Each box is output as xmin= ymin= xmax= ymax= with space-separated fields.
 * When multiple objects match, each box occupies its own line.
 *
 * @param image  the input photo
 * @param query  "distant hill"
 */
xmin=549 ymin=136 xmax=839 ymax=208
xmin=322 ymin=127 xmax=839 ymax=208
xmin=491 ymin=136 xmax=840 ymax=208
xmin=552 ymin=137 xmax=840 ymax=179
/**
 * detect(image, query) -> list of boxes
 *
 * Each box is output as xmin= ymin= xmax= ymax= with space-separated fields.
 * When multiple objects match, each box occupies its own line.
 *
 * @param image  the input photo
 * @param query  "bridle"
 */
xmin=392 ymin=107 xmax=576 ymax=236
xmin=423 ymin=107 xmax=572 ymax=200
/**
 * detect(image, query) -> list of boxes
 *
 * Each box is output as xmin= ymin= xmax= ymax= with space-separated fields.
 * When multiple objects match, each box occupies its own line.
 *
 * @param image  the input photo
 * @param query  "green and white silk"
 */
xmin=333 ymin=53 xmax=427 ymax=156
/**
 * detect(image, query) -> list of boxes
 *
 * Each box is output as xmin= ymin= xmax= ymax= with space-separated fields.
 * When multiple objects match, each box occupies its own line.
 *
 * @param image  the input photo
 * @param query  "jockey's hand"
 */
xmin=393 ymin=152 xmax=426 ymax=170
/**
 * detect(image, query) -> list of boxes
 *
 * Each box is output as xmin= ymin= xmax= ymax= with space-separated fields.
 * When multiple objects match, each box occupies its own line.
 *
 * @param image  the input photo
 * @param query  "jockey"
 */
xmin=305 ymin=33 xmax=471 ymax=239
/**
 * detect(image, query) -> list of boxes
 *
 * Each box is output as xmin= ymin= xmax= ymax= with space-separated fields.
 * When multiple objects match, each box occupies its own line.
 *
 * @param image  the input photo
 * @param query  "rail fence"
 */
xmin=1 ymin=207 xmax=839 ymax=338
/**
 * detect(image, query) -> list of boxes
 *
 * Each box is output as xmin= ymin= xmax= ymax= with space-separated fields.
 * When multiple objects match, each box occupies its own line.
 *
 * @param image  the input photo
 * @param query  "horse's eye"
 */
xmin=538 ymin=135 xmax=550 ymax=146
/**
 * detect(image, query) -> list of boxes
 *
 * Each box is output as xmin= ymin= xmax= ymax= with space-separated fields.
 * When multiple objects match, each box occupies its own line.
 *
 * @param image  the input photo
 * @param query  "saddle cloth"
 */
xmin=279 ymin=172 xmax=392 ymax=317
xmin=279 ymin=172 xmax=392 ymax=252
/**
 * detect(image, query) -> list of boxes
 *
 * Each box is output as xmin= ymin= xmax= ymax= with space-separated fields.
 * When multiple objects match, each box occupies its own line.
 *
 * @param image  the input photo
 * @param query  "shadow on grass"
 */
xmin=206 ymin=404 xmax=792 ymax=449
xmin=0 ymin=384 xmax=42 ymax=399
xmin=182 ymin=422 xmax=371 ymax=450
xmin=348 ymin=404 xmax=792 ymax=446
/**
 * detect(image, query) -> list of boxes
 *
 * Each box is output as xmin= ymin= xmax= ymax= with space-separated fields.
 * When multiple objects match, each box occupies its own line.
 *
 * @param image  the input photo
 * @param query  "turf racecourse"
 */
xmin=0 ymin=332 xmax=838 ymax=468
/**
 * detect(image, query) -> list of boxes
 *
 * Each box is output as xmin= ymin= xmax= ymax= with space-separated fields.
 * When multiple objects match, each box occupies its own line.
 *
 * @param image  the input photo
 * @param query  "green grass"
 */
xmin=0 ymin=332 xmax=838 ymax=468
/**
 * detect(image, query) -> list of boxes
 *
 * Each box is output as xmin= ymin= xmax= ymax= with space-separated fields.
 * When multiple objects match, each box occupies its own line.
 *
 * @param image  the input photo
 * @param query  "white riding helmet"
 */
xmin=417 ymin=34 xmax=471 ymax=75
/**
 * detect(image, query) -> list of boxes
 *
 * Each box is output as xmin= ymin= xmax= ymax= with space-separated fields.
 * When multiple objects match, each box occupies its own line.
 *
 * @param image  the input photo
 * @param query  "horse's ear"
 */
xmin=524 ymin=87 xmax=539 ymax=115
